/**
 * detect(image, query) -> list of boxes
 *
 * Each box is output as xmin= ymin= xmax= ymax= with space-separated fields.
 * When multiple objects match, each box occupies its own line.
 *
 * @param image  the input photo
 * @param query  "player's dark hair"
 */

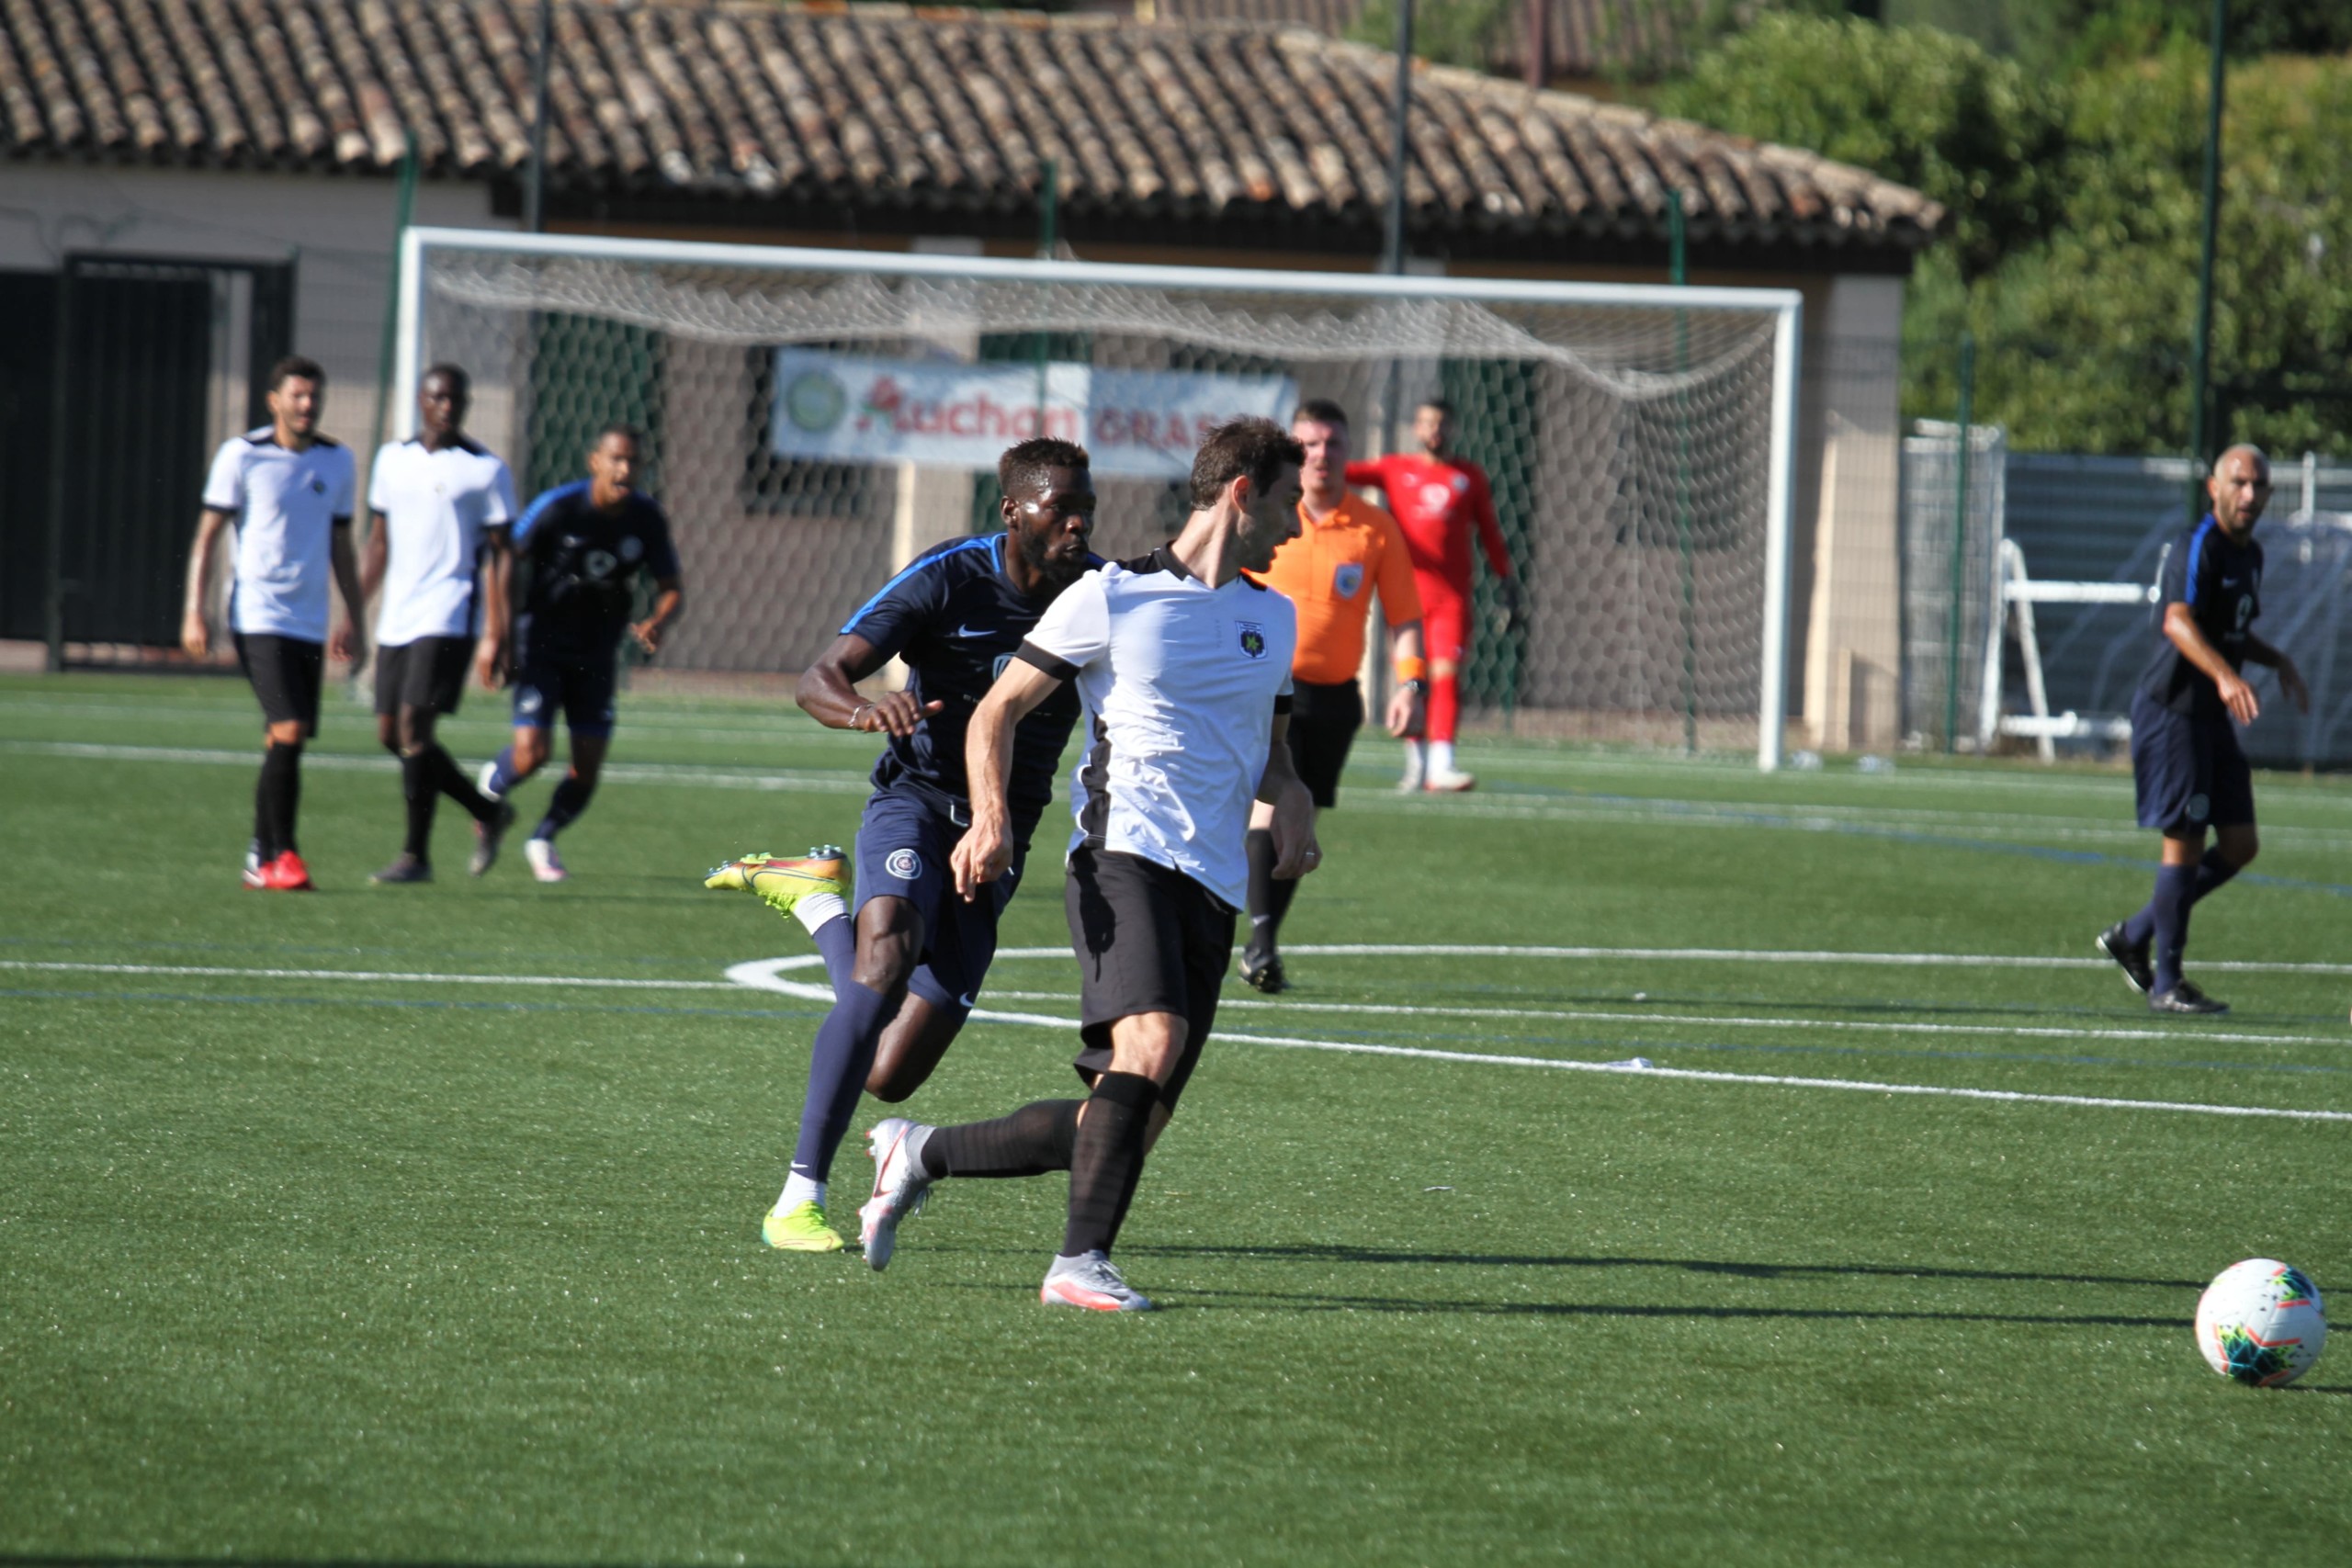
xmin=1418 ymin=396 xmax=1455 ymax=419
xmin=1293 ymin=398 xmax=1350 ymax=430
xmin=1189 ymin=417 xmax=1305 ymax=508
xmin=591 ymin=421 xmax=643 ymax=453
xmin=422 ymin=362 xmax=471 ymax=397
xmin=267 ymin=355 xmax=324 ymax=391
xmin=999 ymin=437 xmax=1091 ymax=502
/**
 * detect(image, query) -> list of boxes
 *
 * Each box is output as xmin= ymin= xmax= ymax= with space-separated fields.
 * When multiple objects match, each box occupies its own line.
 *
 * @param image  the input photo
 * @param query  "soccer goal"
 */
xmin=395 ymin=229 xmax=1803 ymax=767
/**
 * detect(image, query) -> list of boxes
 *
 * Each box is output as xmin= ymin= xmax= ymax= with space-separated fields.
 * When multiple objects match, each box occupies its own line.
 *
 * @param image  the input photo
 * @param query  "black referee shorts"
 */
xmin=1285 ymin=678 xmax=1365 ymax=809
xmin=374 ymin=637 xmax=473 ymax=717
xmin=1065 ymin=848 xmax=1238 ymax=1112
xmin=233 ymin=632 xmax=324 ymax=733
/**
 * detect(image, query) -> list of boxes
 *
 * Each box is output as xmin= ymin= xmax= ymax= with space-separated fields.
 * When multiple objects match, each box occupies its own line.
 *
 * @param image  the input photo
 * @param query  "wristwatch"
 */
xmin=1398 ymin=678 xmax=1428 ymax=695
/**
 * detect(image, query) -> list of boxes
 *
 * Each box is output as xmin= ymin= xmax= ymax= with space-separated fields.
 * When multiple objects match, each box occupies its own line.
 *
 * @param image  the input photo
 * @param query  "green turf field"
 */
xmin=5 ymin=671 xmax=2350 ymax=1565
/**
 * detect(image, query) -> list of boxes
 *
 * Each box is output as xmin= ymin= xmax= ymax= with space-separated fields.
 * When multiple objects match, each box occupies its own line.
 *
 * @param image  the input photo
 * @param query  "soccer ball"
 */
xmin=2195 ymin=1258 xmax=2327 ymax=1387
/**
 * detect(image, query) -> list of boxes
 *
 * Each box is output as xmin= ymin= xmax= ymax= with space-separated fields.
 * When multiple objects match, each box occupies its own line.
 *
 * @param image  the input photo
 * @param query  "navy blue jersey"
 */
xmin=843 ymin=534 xmax=1100 ymax=838
xmin=2136 ymin=515 xmax=2264 ymax=722
xmin=512 ymin=481 xmax=681 ymax=663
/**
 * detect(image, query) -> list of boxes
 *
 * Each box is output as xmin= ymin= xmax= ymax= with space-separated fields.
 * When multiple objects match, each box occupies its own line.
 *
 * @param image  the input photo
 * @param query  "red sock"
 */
xmin=1429 ymin=673 xmax=1460 ymax=744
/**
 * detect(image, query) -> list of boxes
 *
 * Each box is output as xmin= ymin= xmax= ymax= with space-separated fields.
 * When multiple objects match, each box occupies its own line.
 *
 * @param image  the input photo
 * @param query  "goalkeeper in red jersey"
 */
xmin=1344 ymin=397 xmax=1519 ymax=791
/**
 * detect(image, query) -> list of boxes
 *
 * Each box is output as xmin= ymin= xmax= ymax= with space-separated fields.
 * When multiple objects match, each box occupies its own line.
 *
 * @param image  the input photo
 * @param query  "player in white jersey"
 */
xmin=856 ymin=417 xmax=1320 ymax=1312
xmin=359 ymin=364 xmax=518 ymax=884
xmin=181 ymin=355 xmax=364 ymax=892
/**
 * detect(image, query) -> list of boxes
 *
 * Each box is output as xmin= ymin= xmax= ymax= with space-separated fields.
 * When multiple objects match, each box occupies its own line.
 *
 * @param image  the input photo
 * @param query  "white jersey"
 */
xmin=201 ymin=428 xmax=356 ymax=642
xmin=368 ymin=436 xmax=517 ymax=647
xmin=1019 ymin=547 xmax=1296 ymax=909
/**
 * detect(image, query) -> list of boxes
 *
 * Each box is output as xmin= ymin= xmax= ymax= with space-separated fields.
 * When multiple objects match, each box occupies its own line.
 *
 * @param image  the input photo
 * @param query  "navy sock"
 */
xmin=1062 ymin=1071 xmax=1159 ymax=1258
xmin=535 ymin=771 xmax=594 ymax=840
xmin=2147 ymin=863 xmax=2198 ymax=993
xmin=920 ymin=1100 xmax=1082 ymax=1179
xmin=811 ymin=915 xmax=857 ymax=997
xmin=791 ymin=980 xmax=894 ymax=1186
xmin=2188 ymin=846 xmax=2241 ymax=906
xmin=484 ymin=744 xmax=519 ymax=797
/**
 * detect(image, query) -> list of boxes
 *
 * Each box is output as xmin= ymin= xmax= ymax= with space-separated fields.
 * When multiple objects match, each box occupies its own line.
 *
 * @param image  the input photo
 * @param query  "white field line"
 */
xmin=0 ymin=959 xmax=738 ymax=989
xmin=0 ymin=740 xmax=868 ymax=795
xmin=1271 ymin=942 xmax=2352 ymax=976
xmin=723 ymin=956 xmax=2352 ymax=1124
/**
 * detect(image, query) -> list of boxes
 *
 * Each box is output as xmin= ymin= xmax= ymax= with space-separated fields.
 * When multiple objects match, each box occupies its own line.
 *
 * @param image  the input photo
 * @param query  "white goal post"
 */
xmin=394 ymin=227 xmax=1804 ymax=769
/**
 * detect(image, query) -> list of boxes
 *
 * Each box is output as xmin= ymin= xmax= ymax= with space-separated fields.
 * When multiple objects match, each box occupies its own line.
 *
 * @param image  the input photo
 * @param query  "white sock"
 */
xmin=1401 ymin=739 xmax=1423 ymax=770
xmin=1430 ymin=740 xmax=1456 ymax=773
xmin=793 ymin=894 xmax=846 ymax=937
xmin=775 ymin=1173 xmax=824 ymax=1213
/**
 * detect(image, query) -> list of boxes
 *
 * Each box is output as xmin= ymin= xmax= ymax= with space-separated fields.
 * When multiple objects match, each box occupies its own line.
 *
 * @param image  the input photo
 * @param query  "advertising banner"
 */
xmin=769 ymin=349 xmax=1295 ymax=479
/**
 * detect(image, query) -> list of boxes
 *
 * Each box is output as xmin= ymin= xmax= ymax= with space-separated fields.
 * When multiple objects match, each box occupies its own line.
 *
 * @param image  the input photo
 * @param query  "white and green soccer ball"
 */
xmin=2195 ymin=1258 xmax=2326 ymax=1387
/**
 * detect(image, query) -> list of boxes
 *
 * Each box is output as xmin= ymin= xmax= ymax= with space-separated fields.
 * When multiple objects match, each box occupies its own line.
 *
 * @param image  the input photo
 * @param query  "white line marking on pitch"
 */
xmin=722 ymin=955 xmax=2352 ymax=1124
xmin=1275 ymin=942 xmax=2352 ymax=976
xmin=0 ymin=959 xmax=738 ymax=990
xmin=0 ymin=740 xmax=869 ymax=795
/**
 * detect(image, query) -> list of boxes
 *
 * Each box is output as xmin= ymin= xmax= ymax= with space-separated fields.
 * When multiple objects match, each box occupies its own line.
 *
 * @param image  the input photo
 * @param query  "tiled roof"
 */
xmin=0 ymin=0 xmax=1940 ymax=254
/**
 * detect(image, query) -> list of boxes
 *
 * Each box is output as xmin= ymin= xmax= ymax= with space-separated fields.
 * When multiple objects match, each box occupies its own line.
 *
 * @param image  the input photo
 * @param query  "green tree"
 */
xmin=1656 ymin=15 xmax=2068 ymax=282
xmin=1346 ymin=0 xmax=1519 ymax=72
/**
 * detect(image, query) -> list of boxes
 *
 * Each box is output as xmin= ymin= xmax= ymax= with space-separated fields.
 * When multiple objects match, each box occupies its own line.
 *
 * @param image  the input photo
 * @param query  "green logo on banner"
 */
xmin=784 ymin=370 xmax=848 ymax=433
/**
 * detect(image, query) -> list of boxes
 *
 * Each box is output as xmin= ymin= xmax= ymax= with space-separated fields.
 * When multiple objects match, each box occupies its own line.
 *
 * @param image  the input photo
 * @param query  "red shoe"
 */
xmin=259 ymin=850 xmax=314 ymax=891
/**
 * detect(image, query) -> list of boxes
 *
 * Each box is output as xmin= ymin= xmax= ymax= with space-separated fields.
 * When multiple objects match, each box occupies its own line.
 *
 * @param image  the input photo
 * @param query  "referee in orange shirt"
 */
xmin=1240 ymin=399 xmax=1426 ymax=993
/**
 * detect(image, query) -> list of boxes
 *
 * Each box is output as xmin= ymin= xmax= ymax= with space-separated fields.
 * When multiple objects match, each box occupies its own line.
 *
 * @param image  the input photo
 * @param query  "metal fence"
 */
xmin=1901 ymin=440 xmax=2352 ymax=768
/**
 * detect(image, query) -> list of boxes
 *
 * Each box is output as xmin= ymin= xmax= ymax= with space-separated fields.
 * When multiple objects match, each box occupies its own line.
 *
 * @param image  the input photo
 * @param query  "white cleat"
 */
xmin=524 ymin=837 xmax=568 ymax=883
xmin=477 ymin=758 xmax=503 ymax=798
xmin=1422 ymin=766 xmax=1477 ymax=793
xmin=858 ymin=1116 xmax=934 ymax=1272
xmin=1040 ymin=1250 xmax=1155 ymax=1312
xmin=1396 ymin=752 xmax=1425 ymax=793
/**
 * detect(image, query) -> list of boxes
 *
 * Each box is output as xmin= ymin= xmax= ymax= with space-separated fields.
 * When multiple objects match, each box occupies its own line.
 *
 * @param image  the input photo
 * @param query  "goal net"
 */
xmin=398 ymin=230 xmax=1800 ymax=765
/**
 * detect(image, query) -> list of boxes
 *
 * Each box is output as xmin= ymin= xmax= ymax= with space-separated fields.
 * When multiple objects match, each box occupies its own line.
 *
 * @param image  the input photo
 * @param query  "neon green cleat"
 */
xmin=704 ymin=846 xmax=849 ymax=921
xmin=762 ymin=1200 xmax=846 ymax=1253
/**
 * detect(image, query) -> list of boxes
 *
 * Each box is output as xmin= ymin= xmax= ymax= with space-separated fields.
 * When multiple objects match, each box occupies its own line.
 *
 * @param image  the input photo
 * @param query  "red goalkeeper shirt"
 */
xmin=1343 ymin=452 xmax=1513 ymax=599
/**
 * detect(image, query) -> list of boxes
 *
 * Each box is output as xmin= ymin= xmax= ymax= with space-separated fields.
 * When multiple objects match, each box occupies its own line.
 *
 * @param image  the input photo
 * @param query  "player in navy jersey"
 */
xmin=704 ymin=437 xmax=1101 ymax=1253
xmin=2098 ymin=446 xmax=2306 ymax=1015
xmin=477 ymin=424 xmax=684 ymax=882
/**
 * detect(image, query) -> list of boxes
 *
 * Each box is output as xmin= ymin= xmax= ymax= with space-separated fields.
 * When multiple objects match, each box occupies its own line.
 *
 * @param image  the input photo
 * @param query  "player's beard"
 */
xmin=1021 ymin=525 xmax=1088 ymax=590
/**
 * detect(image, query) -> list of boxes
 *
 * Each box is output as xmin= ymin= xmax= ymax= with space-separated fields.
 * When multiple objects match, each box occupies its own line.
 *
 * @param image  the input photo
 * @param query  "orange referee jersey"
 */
xmin=1250 ymin=493 xmax=1422 ymax=686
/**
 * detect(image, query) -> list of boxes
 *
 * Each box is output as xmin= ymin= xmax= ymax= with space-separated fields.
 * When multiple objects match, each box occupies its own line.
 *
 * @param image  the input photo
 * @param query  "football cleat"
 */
xmin=243 ymin=840 xmax=266 ymax=888
xmin=705 ymin=846 xmax=848 ymax=920
xmin=469 ymin=798 xmax=517 ymax=877
xmin=2150 ymin=980 xmax=2229 ymax=1016
xmin=369 ymin=853 xmax=432 ymax=885
xmin=2096 ymin=922 xmax=2154 ymax=995
xmin=1396 ymin=750 xmax=1425 ymax=794
xmin=476 ymin=758 xmax=503 ymax=799
xmin=1239 ymin=952 xmax=1287 ymax=994
xmin=248 ymin=850 xmax=314 ymax=891
xmin=857 ymin=1116 xmax=934 ymax=1272
xmin=1422 ymin=766 xmax=1478 ymax=793
xmin=1040 ymin=1250 xmax=1155 ymax=1313
xmin=762 ymin=1200 xmax=846 ymax=1253
xmin=525 ymin=838 xmax=568 ymax=884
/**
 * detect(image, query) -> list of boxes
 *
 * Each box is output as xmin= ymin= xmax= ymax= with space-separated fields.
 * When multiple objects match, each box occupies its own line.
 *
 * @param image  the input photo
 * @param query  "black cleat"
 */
xmin=2149 ymin=980 xmax=2228 ymax=1016
xmin=2097 ymin=922 xmax=2154 ymax=995
xmin=1239 ymin=953 xmax=1287 ymax=994
xmin=469 ymin=797 xmax=517 ymax=877
xmin=370 ymin=853 xmax=433 ymax=885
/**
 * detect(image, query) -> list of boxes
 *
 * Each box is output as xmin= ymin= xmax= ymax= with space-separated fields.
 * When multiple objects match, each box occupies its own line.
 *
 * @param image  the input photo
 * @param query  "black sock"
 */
xmin=259 ymin=740 xmax=302 ymax=857
xmin=1062 ymin=1071 xmax=1158 ymax=1258
xmin=536 ymin=771 xmax=595 ymax=840
xmin=1244 ymin=829 xmax=1299 ymax=963
xmin=401 ymin=750 xmax=437 ymax=859
xmin=2188 ymin=846 xmax=2241 ymax=906
xmin=920 ymin=1100 xmax=1081 ymax=1179
xmin=2148 ymin=863 xmax=2197 ymax=993
xmin=426 ymin=745 xmax=497 ymax=823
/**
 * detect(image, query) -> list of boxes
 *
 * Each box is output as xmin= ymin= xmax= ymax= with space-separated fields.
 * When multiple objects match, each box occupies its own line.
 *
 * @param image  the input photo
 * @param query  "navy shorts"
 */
xmin=512 ymin=657 xmax=618 ymax=737
xmin=2131 ymin=691 xmax=2254 ymax=833
xmin=854 ymin=787 xmax=1023 ymax=1014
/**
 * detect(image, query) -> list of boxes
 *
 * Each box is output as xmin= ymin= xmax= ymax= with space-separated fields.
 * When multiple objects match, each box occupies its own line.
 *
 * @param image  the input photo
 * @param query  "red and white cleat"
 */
xmin=1039 ymin=1250 xmax=1155 ymax=1312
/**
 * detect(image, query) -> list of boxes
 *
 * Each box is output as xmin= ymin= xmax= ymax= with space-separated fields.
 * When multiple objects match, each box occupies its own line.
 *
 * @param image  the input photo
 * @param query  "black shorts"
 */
xmin=512 ymin=655 xmax=618 ymax=737
xmin=1286 ymin=678 xmax=1364 ymax=809
xmin=374 ymin=637 xmax=472 ymax=717
xmin=233 ymin=632 xmax=324 ymax=733
xmin=1065 ymin=848 xmax=1238 ymax=1112
xmin=2131 ymin=690 xmax=2255 ymax=832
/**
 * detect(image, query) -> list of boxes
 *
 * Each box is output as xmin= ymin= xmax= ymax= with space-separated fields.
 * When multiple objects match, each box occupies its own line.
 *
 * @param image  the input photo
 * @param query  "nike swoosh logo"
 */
xmin=2222 ymin=578 xmax=2243 ymax=587
xmin=958 ymin=992 xmax=977 ymax=1009
xmin=954 ymin=624 xmax=990 ymax=638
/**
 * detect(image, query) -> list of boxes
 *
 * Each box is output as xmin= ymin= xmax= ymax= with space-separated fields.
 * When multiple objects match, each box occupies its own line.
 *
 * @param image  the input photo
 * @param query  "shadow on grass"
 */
xmin=1131 ymin=1242 xmax=2201 ymax=1292
xmin=1166 ymin=1286 xmax=2184 ymax=1326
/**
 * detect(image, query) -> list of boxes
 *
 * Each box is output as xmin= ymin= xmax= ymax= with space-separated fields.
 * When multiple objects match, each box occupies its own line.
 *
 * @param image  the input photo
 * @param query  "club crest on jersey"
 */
xmin=1419 ymin=482 xmax=1453 ymax=512
xmin=2188 ymin=793 xmax=2211 ymax=822
xmin=620 ymin=536 xmax=643 ymax=563
xmin=585 ymin=549 xmax=617 ymax=581
xmin=886 ymin=848 xmax=923 ymax=881
xmin=992 ymin=653 xmax=1013 ymax=681
xmin=1237 ymin=621 xmax=1268 ymax=660
xmin=1333 ymin=563 xmax=1364 ymax=599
